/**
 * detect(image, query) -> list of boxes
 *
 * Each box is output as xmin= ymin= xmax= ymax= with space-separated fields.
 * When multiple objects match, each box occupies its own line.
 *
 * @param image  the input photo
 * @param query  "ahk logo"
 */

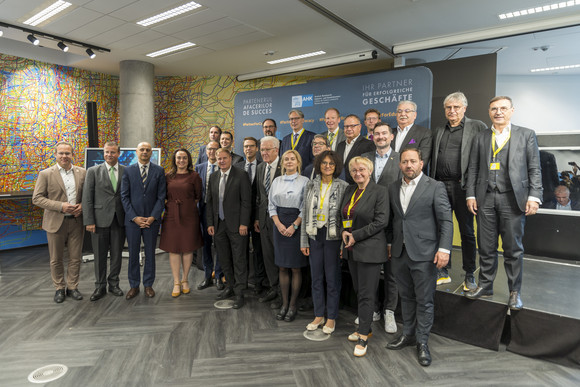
xmin=291 ymin=94 xmax=314 ymax=108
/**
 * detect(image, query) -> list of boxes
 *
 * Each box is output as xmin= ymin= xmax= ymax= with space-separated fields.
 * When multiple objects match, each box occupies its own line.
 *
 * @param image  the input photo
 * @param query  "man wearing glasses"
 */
xmin=393 ymin=100 xmax=432 ymax=173
xmin=303 ymin=134 xmax=330 ymax=179
xmin=280 ymin=109 xmax=316 ymax=168
xmin=465 ymin=96 xmax=542 ymax=310
xmin=336 ymin=114 xmax=376 ymax=184
xmin=256 ymin=118 xmax=280 ymax=163
xmin=364 ymin=108 xmax=381 ymax=140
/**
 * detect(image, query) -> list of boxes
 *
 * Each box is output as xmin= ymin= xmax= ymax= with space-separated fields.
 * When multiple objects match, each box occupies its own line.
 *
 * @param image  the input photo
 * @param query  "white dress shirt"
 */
xmin=58 ymin=164 xmax=77 ymax=204
xmin=395 ymin=124 xmax=413 ymax=152
xmin=343 ymin=135 xmax=360 ymax=161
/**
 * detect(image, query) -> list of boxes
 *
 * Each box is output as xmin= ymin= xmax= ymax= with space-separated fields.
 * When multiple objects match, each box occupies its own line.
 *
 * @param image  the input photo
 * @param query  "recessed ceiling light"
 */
xmin=267 ymin=51 xmax=326 ymax=65
xmin=23 ymin=1 xmax=72 ymax=26
xmin=531 ymin=64 xmax=580 ymax=72
xmin=146 ymin=42 xmax=196 ymax=58
xmin=137 ymin=1 xmax=202 ymax=26
xmin=498 ymin=1 xmax=579 ymax=20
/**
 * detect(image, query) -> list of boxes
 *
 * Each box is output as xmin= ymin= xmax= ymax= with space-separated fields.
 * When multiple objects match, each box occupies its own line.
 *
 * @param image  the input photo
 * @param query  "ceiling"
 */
xmin=1 ymin=0 xmax=580 ymax=77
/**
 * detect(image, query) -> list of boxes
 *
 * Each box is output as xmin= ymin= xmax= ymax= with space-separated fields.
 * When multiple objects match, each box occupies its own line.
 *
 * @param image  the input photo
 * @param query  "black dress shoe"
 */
xmin=197 ymin=278 xmax=213 ymax=290
xmin=258 ymin=288 xmax=277 ymax=303
xmin=508 ymin=291 xmax=523 ymax=310
xmin=54 ymin=289 xmax=65 ymax=303
xmin=66 ymin=288 xmax=83 ymax=301
xmin=465 ymin=286 xmax=493 ymax=299
xmin=90 ymin=288 xmax=106 ymax=301
xmin=108 ymin=286 xmax=124 ymax=297
xmin=232 ymin=295 xmax=245 ymax=309
xmin=386 ymin=335 xmax=417 ymax=350
xmin=216 ymin=287 xmax=234 ymax=300
xmin=216 ymin=278 xmax=225 ymax=291
xmin=276 ymin=306 xmax=288 ymax=320
xmin=417 ymin=343 xmax=432 ymax=366
xmin=284 ymin=307 xmax=297 ymax=322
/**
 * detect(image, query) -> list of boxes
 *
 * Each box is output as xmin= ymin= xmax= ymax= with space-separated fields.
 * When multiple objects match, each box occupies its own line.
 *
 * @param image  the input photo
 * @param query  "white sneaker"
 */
xmin=384 ymin=310 xmax=397 ymax=334
xmin=355 ymin=312 xmax=381 ymax=325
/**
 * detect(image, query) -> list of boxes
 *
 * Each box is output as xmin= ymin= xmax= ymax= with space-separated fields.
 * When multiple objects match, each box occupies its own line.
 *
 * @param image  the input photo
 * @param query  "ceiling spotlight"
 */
xmin=0 ymin=30 xmax=3 ymax=37
xmin=86 ymin=48 xmax=96 ymax=59
xmin=57 ymin=41 xmax=69 ymax=52
xmin=27 ymin=34 xmax=40 ymax=45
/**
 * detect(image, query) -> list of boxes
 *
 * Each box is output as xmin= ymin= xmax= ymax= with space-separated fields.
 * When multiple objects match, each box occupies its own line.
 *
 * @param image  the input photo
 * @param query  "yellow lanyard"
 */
xmin=319 ymin=180 xmax=332 ymax=210
xmin=492 ymin=130 xmax=511 ymax=160
xmin=328 ymin=131 xmax=336 ymax=146
xmin=347 ymin=188 xmax=365 ymax=218
xmin=291 ymin=130 xmax=304 ymax=150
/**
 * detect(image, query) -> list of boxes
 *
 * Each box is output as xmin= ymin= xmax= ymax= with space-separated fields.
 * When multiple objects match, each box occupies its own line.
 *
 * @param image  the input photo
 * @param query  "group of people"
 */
xmin=32 ymin=92 xmax=543 ymax=367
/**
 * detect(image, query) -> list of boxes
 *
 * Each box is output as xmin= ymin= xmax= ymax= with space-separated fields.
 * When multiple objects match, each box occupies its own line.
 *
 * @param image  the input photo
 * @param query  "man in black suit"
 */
xmin=393 ymin=100 xmax=432 ymax=173
xmin=543 ymin=185 xmax=580 ymax=210
xmin=207 ymin=148 xmax=252 ymax=309
xmin=465 ymin=96 xmax=543 ymax=310
xmin=254 ymin=136 xmax=282 ymax=307
xmin=219 ymin=131 xmax=243 ymax=165
xmin=336 ymin=114 xmax=376 ymax=184
xmin=235 ymin=137 xmax=265 ymax=295
xmin=121 ymin=142 xmax=166 ymax=299
xmin=83 ymin=141 xmax=126 ymax=301
xmin=324 ymin=108 xmax=345 ymax=152
xmin=362 ymin=122 xmax=401 ymax=334
xmin=386 ymin=148 xmax=453 ymax=367
xmin=196 ymin=125 xmax=222 ymax=164
xmin=430 ymin=92 xmax=487 ymax=290
xmin=280 ymin=109 xmax=316 ymax=168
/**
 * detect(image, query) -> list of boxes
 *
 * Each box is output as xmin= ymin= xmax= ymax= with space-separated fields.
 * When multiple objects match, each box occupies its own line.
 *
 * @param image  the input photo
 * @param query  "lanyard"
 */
xmin=491 ymin=130 xmax=511 ymax=160
xmin=291 ymin=130 xmax=304 ymax=149
xmin=347 ymin=188 xmax=365 ymax=218
xmin=319 ymin=180 xmax=332 ymax=210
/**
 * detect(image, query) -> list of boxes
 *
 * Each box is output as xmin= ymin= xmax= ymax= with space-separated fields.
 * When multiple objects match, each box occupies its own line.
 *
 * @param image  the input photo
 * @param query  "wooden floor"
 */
xmin=1 ymin=246 xmax=579 ymax=387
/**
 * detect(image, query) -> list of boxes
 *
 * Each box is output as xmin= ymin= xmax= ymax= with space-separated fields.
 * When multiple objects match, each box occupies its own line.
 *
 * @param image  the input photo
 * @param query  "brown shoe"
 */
xmin=144 ymin=286 xmax=155 ymax=298
xmin=125 ymin=287 xmax=140 ymax=300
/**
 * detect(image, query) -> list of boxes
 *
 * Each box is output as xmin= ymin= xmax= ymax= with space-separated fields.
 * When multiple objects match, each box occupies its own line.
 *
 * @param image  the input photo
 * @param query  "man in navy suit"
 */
xmin=280 ymin=109 xmax=316 ymax=168
xmin=336 ymin=114 xmax=376 ymax=184
xmin=121 ymin=142 xmax=166 ymax=299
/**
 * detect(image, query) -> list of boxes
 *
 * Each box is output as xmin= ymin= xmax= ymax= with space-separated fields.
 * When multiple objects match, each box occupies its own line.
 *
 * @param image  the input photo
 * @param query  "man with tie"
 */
xmin=465 ymin=96 xmax=542 ymax=310
xmin=336 ymin=114 xmax=376 ymax=184
xmin=196 ymin=125 xmax=222 ymax=164
xmin=33 ymin=141 xmax=86 ymax=303
xmin=393 ymin=101 xmax=432 ymax=172
xmin=207 ymin=148 xmax=252 ymax=309
xmin=280 ymin=109 xmax=316 ymax=168
xmin=254 ymin=136 xmax=283 ymax=307
xmin=386 ymin=148 xmax=453 ymax=367
xmin=82 ymin=141 xmax=126 ymax=301
xmin=364 ymin=108 xmax=381 ymax=140
xmin=324 ymin=108 xmax=345 ymax=151
xmin=195 ymin=141 xmax=224 ymax=290
xmin=362 ymin=122 xmax=401 ymax=333
xmin=430 ymin=92 xmax=487 ymax=289
xmin=121 ymin=142 xmax=166 ymax=299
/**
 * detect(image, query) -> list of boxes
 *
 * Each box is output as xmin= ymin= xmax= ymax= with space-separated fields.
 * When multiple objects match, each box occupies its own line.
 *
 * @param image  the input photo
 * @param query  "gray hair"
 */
xmin=312 ymin=134 xmax=329 ymax=147
xmin=288 ymin=109 xmax=304 ymax=118
xmin=261 ymin=136 xmax=279 ymax=149
xmin=397 ymin=100 xmax=417 ymax=111
xmin=444 ymin=91 xmax=468 ymax=107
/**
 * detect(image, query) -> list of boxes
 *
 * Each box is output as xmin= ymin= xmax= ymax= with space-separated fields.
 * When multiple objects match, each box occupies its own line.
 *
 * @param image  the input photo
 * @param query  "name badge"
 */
xmin=489 ymin=162 xmax=500 ymax=170
xmin=316 ymin=214 xmax=326 ymax=221
xmin=343 ymin=220 xmax=352 ymax=228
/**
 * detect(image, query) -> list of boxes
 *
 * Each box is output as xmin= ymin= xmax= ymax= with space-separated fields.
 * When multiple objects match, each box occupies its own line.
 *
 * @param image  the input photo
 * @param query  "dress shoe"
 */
xmin=125 ymin=287 xmax=140 ymax=300
xmin=508 ymin=291 xmax=523 ymax=310
xmin=181 ymin=280 xmax=190 ymax=294
xmin=54 ymin=289 xmax=65 ymax=303
xmin=276 ymin=306 xmax=288 ymax=321
xmin=417 ymin=343 xmax=432 ymax=366
xmin=322 ymin=324 xmax=335 ymax=335
xmin=232 ymin=295 xmax=245 ymax=309
xmin=258 ymin=288 xmax=277 ymax=303
xmin=386 ymin=335 xmax=417 ymax=350
xmin=197 ymin=278 xmax=213 ymax=290
xmin=172 ymin=283 xmax=181 ymax=298
xmin=144 ymin=287 xmax=155 ymax=298
xmin=66 ymin=288 xmax=83 ymax=301
xmin=215 ymin=277 xmax=225 ymax=291
xmin=108 ymin=286 xmax=124 ymax=296
xmin=465 ymin=286 xmax=493 ymax=299
xmin=90 ymin=288 xmax=106 ymax=301
xmin=354 ymin=337 xmax=368 ymax=357
xmin=216 ymin=287 xmax=234 ymax=300
xmin=284 ymin=307 xmax=297 ymax=322
xmin=306 ymin=317 xmax=325 ymax=331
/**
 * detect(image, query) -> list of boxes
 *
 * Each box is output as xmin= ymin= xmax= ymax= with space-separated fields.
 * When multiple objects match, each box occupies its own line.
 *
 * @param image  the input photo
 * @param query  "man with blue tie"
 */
xmin=280 ymin=109 xmax=316 ymax=168
xmin=121 ymin=142 xmax=166 ymax=299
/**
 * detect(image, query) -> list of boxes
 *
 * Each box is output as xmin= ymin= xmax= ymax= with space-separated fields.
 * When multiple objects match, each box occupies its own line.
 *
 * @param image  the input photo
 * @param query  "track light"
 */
xmin=27 ymin=34 xmax=40 ymax=45
xmin=57 ymin=41 xmax=69 ymax=52
xmin=0 ymin=30 xmax=3 ymax=37
xmin=86 ymin=48 xmax=96 ymax=59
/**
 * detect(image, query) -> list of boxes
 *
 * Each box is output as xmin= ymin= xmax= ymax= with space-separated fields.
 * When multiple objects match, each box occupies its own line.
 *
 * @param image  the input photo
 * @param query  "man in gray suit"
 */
xmin=430 ymin=92 xmax=487 ymax=290
xmin=386 ymin=148 xmax=453 ymax=367
xmin=324 ymin=108 xmax=345 ymax=151
xmin=83 ymin=142 xmax=126 ymax=301
xmin=465 ymin=96 xmax=542 ymax=310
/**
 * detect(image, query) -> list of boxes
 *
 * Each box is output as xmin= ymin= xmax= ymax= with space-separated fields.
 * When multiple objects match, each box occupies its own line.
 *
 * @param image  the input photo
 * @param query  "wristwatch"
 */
xmin=293 ymin=223 xmax=299 ymax=230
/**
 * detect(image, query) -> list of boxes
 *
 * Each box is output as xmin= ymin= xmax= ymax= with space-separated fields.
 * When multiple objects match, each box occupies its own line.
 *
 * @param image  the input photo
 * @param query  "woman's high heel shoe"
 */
xmin=181 ymin=280 xmax=190 ymax=294
xmin=306 ymin=317 xmax=325 ymax=331
xmin=276 ymin=306 xmax=288 ymax=320
xmin=172 ymin=283 xmax=181 ymax=298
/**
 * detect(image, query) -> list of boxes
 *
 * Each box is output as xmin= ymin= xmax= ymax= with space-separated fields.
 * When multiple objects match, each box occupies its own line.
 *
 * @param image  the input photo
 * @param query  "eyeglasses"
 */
xmin=321 ymin=161 xmax=336 ymax=167
xmin=260 ymin=147 xmax=275 ymax=152
xmin=396 ymin=109 xmax=416 ymax=114
xmin=312 ymin=142 xmax=327 ymax=147
xmin=289 ymin=117 xmax=302 ymax=121
xmin=445 ymin=105 xmax=464 ymax=111
xmin=344 ymin=124 xmax=360 ymax=129
xmin=350 ymin=168 xmax=368 ymax=175
xmin=490 ymin=106 xmax=511 ymax=113
xmin=263 ymin=125 xmax=276 ymax=129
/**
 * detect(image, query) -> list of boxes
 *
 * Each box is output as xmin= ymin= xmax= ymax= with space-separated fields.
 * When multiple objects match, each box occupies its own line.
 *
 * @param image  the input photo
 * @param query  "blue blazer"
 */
xmin=280 ymin=129 xmax=316 ymax=167
xmin=121 ymin=162 xmax=166 ymax=226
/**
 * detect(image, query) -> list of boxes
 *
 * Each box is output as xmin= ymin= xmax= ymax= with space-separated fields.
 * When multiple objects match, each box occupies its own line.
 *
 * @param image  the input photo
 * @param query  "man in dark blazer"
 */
xmin=336 ymin=114 xmax=375 ymax=184
xmin=32 ymin=141 xmax=86 ymax=303
xmin=430 ymin=92 xmax=487 ymax=290
xmin=324 ymin=107 xmax=346 ymax=152
xmin=195 ymin=140 xmax=224 ymax=290
xmin=465 ymin=96 xmax=542 ymax=311
xmin=543 ymin=185 xmax=580 ymax=210
xmin=386 ymin=148 xmax=453 ymax=367
xmin=280 ymin=109 xmax=316 ymax=168
xmin=82 ymin=141 xmax=126 ymax=301
xmin=196 ymin=125 xmax=222 ymax=165
xmin=254 ymin=136 xmax=283 ymax=307
xmin=219 ymin=131 xmax=244 ymax=165
xmin=121 ymin=142 xmax=166 ymax=299
xmin=362 ymin=122 xmax=401 ymax=334
xmin=302 ymin=134 xmax=330 ymax=180
xmin=393 ymin=100 xmax=432 ymax=173
xmin=207 ymin=148 xmax=252 ymax=309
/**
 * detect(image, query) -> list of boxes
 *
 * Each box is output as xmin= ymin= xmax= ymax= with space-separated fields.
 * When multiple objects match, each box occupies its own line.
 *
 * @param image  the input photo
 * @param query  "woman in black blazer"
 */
xmin=341 ymin=156 xmax=389 ymax=357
